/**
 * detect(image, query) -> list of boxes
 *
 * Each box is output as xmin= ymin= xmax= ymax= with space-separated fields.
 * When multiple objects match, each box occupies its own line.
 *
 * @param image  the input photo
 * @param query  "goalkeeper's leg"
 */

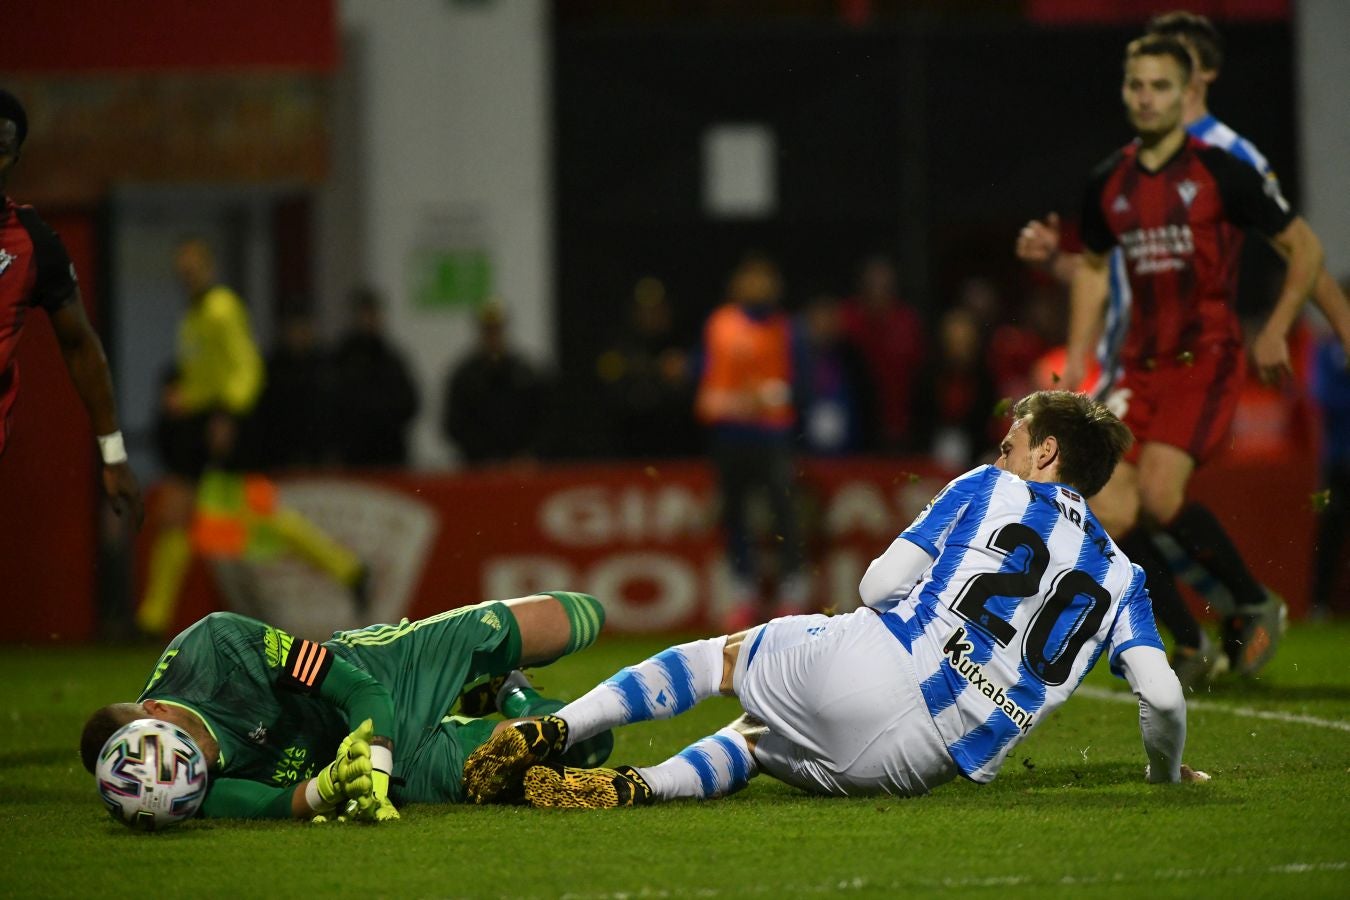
xmin=503 ymin=591 xmax=606 ymax=667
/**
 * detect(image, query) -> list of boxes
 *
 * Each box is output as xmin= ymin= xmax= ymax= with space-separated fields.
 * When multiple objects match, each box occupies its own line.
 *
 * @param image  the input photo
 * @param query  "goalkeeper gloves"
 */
xmin=314 ymin=719 xmax=375 ymax=813
xmin=361 ymin=767 xmax=400 ymax=822
xmin=348 ymin=743 xmax=399 ymax=822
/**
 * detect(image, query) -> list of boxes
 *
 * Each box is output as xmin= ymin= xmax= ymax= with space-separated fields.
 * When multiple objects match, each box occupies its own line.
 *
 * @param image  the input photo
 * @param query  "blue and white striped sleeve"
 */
xmin=899 ymin=465 xmax=993 ymax=558
xmin=1108 ymin=564 xmax=1167 ymax=678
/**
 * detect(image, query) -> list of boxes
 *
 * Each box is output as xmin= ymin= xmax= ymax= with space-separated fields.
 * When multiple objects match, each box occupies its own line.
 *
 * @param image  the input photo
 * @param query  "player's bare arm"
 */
xmin=1262 ymin=235 xmax=1350 ymax=356
xmin=48 ymin=291 xmax=144 ymax=528
xmin=1065 ymin=250 xmax=1110 ymax=390
xmin=1253 ymin=216 xmax=1324 ymax=383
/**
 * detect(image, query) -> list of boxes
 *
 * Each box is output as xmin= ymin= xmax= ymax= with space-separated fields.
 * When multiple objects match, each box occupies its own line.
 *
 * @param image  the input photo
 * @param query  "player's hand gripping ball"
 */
xmin=95 ymin=719 xmax=207 ymax=831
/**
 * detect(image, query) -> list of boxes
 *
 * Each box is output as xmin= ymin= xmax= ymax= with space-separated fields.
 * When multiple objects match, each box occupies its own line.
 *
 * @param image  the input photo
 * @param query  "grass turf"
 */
xmin=3 ymin=623 xmax=1348 ymax=898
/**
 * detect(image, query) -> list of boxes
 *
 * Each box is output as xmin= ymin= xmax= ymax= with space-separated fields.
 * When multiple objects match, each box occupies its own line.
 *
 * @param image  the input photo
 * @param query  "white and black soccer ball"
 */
xmin=95 ymin=718 xmax=207 ymax=831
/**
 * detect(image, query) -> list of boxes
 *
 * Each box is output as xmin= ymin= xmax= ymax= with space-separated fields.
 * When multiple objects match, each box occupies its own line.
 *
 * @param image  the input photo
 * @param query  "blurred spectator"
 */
xmin=1310 ymin=296 xmax=1350 ymax=619
xmin=955 ymin=275 xmax=1002 ymax=333
xmin=596 ymin=277 xmax=698 ymax=458
xmin=913 ymin=306 xmax=1000 ymax=472
xmin=840 ymin=255 xmax=925 ymax=452
xmin=792 ymin=293 xmax=876 ymax=455
xmin=695 ymin=254 xmax=807 ymax=627
xmin=442 ymin=302 xmax=548 ymax=466
xmin=987 ymin=284 xmax=1064 ymax=400
xmin=332 ymin=288 xmax=419 ymax=467
xmin=256 ymin=304 xmax=333 ymax=469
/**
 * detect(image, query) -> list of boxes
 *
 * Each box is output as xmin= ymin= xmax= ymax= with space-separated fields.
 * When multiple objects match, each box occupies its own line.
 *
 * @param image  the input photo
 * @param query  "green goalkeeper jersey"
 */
xmin=139 ymin=612 xmax=394 ymax=817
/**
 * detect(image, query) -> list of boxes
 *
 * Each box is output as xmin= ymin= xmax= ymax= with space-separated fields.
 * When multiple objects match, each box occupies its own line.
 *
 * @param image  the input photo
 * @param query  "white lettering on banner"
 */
xmin=821 ymin=478 xmax=947 ymax=538
xmin=483 ymin=555 xmax=576 ymax=600
xmin=539 ymin=485 xmax=711 ymax=547
xmin=539 ymin=477 xmax=944 ymax=547
xmin=826 ymin=548 xmax=866 ymax=613
xmin=482 ymin=548 xmax=873 ymax=632
xmin=588 ymin=553 xmax=698 ymax=631
xmin=824 ymin=483 xmax=893 ymax=537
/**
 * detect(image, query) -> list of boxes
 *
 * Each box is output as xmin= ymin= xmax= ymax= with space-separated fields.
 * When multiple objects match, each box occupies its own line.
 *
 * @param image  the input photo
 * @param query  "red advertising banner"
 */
xmin=137 ymin=455 xmax=1317 ymax=642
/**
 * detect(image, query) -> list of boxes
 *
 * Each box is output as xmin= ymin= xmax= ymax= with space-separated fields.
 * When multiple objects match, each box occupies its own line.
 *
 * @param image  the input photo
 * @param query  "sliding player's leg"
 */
xmin=525 ymin=608 xmax=958 ymax=807
xmin=464 ymin=626 xmax=747 ymax=803
xmin=524 ymin=717 xmax=760 ymax=808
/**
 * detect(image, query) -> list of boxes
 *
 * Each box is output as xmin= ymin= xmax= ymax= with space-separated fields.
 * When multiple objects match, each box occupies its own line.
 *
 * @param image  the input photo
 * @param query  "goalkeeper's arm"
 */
xmin=198 ymin=720 xmax=375 ymax=819
xmin=316 ymin=658 xmax=397 ymax=820
xmin=274 ymin=638 xmax=398 ymax=817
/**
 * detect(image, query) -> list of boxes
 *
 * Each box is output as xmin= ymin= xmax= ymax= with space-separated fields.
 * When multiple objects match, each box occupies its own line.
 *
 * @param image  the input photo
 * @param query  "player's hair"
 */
xmin=0 ymin=89 xmax=28 ymax=147
xmin=1147 ymin=10 xmax=1224 ymax=74
xmin=1012 ymin=391 xmax=1133 ymax=497
xmin=1124 ymin=35 xmax=1194 ymax=84
xmin=80 ymin=703 xmax=142 ymax=774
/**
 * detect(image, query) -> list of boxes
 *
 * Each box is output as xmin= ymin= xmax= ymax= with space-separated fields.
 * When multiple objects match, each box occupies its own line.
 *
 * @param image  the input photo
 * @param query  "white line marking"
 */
xmin=1077 ymin=686 xmax=1350 ymax=732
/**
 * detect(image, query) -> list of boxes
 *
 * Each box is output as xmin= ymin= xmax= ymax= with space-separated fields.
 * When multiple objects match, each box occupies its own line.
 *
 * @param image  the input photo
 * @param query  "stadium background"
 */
xmin=1 ymin=0 xmax=1347 ymax=644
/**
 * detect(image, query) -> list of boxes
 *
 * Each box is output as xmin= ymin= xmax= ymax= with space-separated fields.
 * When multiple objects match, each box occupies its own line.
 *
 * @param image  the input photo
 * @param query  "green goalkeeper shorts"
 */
xmin=327 ymin=600 xmax=523 ymax=803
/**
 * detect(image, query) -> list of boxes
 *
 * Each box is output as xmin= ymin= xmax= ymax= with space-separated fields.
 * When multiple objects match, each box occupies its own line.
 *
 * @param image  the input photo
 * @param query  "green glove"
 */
xmin=315 ymin=719 xmax=375 ymax=812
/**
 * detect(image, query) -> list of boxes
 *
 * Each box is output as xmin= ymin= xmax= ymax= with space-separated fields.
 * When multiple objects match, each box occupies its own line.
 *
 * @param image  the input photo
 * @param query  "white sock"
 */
xmin=556 ymin=636 xmax=726 ymax=748
xmin=635 ymin=727 xmax=757 ymax=800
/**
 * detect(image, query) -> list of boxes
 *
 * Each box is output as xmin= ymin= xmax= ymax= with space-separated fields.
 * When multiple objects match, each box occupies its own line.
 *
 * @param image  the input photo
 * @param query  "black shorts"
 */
xmin=154 ymin=411 xmax=259 ymax=479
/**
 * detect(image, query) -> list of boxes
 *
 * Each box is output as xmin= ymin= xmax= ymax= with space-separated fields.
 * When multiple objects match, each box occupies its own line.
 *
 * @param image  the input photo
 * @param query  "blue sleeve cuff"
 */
xmin=898 ymin=531 xmax=940 ymax=559
xmin=1109 ymin=636 xmax=1167 ymax=678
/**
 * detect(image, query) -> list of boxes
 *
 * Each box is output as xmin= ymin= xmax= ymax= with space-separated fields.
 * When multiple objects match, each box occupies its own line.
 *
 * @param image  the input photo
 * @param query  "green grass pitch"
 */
xmin=3 ymin=623 xmax=1348 ymax=898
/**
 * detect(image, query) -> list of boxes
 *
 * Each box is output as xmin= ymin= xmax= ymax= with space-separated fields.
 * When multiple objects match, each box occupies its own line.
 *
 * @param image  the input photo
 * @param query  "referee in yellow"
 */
xmin=138 ymin=238 xmax=364 ymax=636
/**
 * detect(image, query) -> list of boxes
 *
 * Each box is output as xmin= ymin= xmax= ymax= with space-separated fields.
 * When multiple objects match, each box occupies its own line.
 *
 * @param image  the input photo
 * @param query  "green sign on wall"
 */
xmin=410 ymin=247 xmax=493 ymax=310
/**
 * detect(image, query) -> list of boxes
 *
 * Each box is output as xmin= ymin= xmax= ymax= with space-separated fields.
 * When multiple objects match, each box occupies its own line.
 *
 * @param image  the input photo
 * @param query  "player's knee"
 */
xmin=541 ymin=591 xmax=605 ymax=655
xmin=1138 ymin=483 xmax=1185 ymax=525
xmin=727 ymin=713 xmax=768 ymax=752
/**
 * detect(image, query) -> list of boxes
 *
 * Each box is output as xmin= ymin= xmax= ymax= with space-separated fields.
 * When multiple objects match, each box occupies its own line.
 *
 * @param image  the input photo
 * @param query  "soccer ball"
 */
xmin=95 ymin=718 xmax=208 ymax=831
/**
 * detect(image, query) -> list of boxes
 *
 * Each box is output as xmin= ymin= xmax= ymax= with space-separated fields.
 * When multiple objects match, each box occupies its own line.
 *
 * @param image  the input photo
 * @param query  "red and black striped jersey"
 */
xmin=1079 ymin=136 xmax=1294 ymax=366
xmin=0 ymin=196 xmax=78 ymax=452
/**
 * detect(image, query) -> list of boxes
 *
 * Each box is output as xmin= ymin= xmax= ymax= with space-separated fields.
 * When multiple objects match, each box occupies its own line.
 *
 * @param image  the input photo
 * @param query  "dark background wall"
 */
xmin=552 ymin=17 xmax=1295 ymax=428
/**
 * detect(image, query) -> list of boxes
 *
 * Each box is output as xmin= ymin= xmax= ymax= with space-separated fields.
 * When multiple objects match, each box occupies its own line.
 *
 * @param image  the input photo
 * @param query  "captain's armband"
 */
xmin=279 ymin=639 xmax=336 ymax=695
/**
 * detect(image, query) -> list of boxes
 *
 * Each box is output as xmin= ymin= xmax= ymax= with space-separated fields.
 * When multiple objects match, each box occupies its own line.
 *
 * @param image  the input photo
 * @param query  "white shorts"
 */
xmin=732 ymin=608 xmax=957 ymax=797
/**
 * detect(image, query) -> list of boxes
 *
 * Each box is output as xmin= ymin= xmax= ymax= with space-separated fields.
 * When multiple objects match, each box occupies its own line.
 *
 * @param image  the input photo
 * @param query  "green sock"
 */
xmin=498 ymin=683 xmax=561 ymax=719
xmin=542 ymin=591 xmax=606 ymax=656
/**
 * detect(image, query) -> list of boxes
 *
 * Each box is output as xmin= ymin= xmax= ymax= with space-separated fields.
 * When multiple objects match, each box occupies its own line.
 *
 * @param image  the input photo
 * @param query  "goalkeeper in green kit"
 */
xmin=80 ymin=592 xmax=610 ymax=821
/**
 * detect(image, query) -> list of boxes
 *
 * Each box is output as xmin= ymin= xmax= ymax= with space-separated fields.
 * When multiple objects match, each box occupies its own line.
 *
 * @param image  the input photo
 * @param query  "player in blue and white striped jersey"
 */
xmin=462 ymin=391 xmax=1208 ymax=808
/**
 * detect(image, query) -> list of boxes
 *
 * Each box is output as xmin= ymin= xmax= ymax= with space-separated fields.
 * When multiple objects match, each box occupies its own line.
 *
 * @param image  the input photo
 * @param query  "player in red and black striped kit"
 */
xmin=0 ymin=89 xmax=142 ymax=525
xmin=1064 ymin=38 xmax=1322 ymax=684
